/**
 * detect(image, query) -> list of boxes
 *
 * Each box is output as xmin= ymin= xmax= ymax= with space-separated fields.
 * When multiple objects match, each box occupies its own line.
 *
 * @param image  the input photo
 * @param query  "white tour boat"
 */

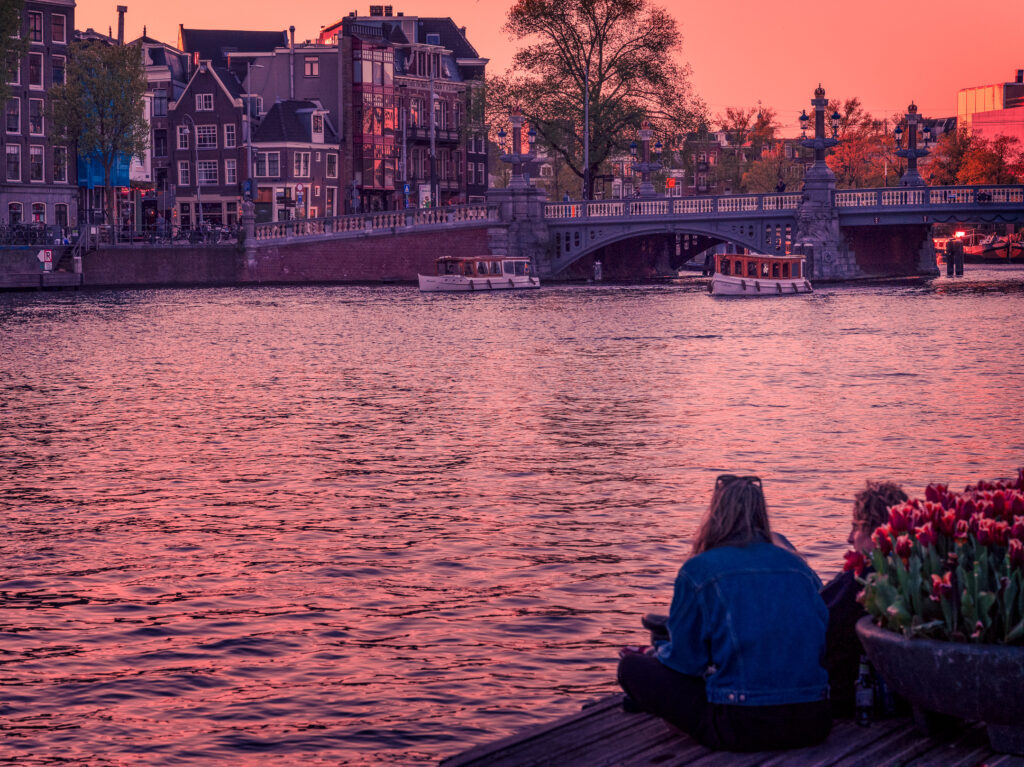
xmin=418 ymin=255 xmax=540 ymax=292
xmin=708 ymin=252 xmax=812 ymax=297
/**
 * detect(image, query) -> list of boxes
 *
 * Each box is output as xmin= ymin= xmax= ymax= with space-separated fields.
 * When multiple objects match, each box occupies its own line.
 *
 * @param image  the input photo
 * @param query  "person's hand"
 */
xmin=618 ymin=645 xmax=651 ymax=659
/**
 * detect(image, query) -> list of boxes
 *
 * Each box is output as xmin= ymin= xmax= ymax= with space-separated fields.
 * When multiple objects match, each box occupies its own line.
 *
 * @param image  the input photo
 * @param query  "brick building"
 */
xmin=1 ymin=0 xmax=77 ymax=229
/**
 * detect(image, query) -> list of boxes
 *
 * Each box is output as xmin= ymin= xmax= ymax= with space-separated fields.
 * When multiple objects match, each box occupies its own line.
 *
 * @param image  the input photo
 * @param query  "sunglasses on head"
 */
xmin=716 ymin=474 xmax=763 ymax=488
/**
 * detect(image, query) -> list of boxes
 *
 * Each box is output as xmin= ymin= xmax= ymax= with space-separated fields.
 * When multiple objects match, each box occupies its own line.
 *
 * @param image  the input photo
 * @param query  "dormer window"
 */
xmin=313 ymin=114 xmax=323 ymax=134
xmin=426 ymin=33 xmax=440 ymax=45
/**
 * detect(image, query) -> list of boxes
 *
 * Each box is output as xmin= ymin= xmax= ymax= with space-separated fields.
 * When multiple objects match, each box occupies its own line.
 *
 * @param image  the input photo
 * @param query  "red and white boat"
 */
xmin=709 ymin=253 xmax=812 ymax=297
xmin=418 ymin=255 xmax=540 ymax=292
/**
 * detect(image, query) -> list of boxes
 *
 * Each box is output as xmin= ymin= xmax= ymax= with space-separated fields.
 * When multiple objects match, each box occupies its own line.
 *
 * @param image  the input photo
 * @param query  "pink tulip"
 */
xmin=872 ymin=525 xmax=893 ymax=556
xmin=955 ymin=519 xmax=970 ymax=544
xmin=916 ymin=522 xmax=937 ymax=549
xmin=930 ymin=571 xmax=954 ymax=601
xmin=895 ymin=534 xmax=914 ymax=562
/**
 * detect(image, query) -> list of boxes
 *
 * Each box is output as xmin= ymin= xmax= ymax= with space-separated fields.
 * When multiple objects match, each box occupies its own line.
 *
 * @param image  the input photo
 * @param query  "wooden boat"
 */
xmin=418 ymin=255 xmax=540 ymax=292
xmin=963 ymin=234 xmax=1008 ymax=259
xmin=708 ymin=253 xmax=812 ymax=296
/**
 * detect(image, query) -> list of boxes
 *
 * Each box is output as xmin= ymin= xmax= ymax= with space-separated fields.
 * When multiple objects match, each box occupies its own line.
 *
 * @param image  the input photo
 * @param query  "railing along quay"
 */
xmin=544 ymin=194 xmax=802 ymax=220
xmin=252 ymin=203 xmax=497 ymax=242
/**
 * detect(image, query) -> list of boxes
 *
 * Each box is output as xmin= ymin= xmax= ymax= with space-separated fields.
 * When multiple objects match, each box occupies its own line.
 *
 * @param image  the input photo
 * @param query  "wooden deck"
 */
xmin=440 ymin=694 xmax=1024 ymax=767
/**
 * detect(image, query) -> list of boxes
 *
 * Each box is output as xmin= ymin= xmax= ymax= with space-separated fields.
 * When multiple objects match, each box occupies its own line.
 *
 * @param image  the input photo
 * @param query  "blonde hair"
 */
xmin=692 ymin=475 xmax=772 ymax=556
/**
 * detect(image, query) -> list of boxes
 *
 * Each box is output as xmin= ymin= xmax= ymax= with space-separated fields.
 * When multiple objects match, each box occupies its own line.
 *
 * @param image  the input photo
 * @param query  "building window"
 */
xmin=313 ymin=185 xmax=320 ymax=197
xmin=178 ymin=161 xmax=190 ymax=186
xmin=177 ymin=125 xmax=189 ymax=150
xmin=52 ymin=55 xmax=65 ymax=85
xmin=326 ymin=153 xmax=337 ymax=178
xmin=153 ymin=91 xmax=168 ymax=117
xmin=28 ymin=12 xmax=42 ymax=42
xmin=539 ymin=164 xmax=553 ymax=178
xmin=313 ymin=115 xmax=324 ymax=137
xmin=9 ymin=58 xmax=19 ymax=85
xmin=28 ymin=99 xmax=43 ymax=134
xmin=53 ymin=147 xmax=66 ymax=182
xmin=52 ymin=14 xmax=66 ymax=44
xmin=477 ymin=162 xmax=485 ymax=182
xmin=195 ymin=93 xmax=214 ymax=111
xmin=29 ymin=146 xmax=43 ymax=181
xmin=197 ymin=160 xmax=218 ymax=185
xmin=467 ymin=163 xmax=475 ymax=185
xmin=255 ymin=151 xmax=279 ymax=177
xmin=28 ymin=53 xmax=43 ymax=88
xmin=8 ymin=202 xmax=22 ymax=224
xmin=31 ymin=202 xmax=44 ymax=222
xmin=304 ymin=57 xmax=319 ymax=77
xmin=195 ymin=125 xmax=217 ymax=149
xmin=224 ymin=123 xmax=236 ymax=148
xmin=225 ymin=158 xmax=236 ymax=184
xmin=6 ymin=145 xmax=20 ymax=180
xmin=6 ymin=98 xmax=19 ymax=133
xmin=55 ymin=203 xmax=68 ymax=227
xmin=293 ymin=151 xmax=310 ymax=177
xmin=154 ymin=129 xmax=167 ymax=158
xmin=226 ymin=201 xmax=238 ymax=226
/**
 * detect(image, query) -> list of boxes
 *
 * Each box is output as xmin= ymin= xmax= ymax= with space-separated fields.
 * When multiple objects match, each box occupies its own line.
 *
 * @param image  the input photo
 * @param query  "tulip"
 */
xmin=890 ymin=506 xmax=912 ymax=534
xmin=1011 ymin=494 xmax=1024 ymax=516
xmin=925 ymin=484 xmax=946 ymax=503
xmin=1012 ymin=516 xmax=1024 ymax=541
xmin=955 ymin=519 xmax=970 ymax=544
xmin=916 ymin=522 xmax=937 ymax=549
xmin=930 ymin=571 xmax=954 ymax=601
xmin=872 ymin=525 xmax=893 ymax=556
xmin=895 ymin=534 xmax=914 ymax=562
xmin=843 ymin=549 xmax=869 ymax=576
xmin=1009 ymin=539 xmax=1024 ymax=570
xmin=958 ymin=498 xmax=977 ymax=521
xmin=993 ymin=490 xmax=1007 ymax=517
xmin=937 ymin=510 xmax=958 ymax=537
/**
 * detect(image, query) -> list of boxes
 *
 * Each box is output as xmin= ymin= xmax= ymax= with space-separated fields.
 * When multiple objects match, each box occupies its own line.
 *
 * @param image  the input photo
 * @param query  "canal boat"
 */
xmin=418 ymin=255 xmax=540 ymax=292
xmin=708 ymin=253 xmax=812 ymax=297
xmin=963 ymin=234 xmax=1009 ymax=259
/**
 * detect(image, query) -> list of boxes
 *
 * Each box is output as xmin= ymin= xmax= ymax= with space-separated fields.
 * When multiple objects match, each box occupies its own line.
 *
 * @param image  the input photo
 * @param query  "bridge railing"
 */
xmin=252 ymin=203 xmax=497 ymax=242
xmin=543 ymin=193 xmax=800 ymax=220
xmin=834 ymin=185 xmax=1024 ymax=209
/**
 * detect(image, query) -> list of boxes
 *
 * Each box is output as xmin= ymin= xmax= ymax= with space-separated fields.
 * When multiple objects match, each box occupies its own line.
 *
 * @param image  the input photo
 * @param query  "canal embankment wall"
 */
xmin=71 ymin=226 xmax=492 ymax=288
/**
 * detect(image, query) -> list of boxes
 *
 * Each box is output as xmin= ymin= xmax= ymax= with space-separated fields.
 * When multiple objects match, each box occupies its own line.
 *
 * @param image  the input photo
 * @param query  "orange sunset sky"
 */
xmin=78 ymin=0 xmax=1023 ymax=130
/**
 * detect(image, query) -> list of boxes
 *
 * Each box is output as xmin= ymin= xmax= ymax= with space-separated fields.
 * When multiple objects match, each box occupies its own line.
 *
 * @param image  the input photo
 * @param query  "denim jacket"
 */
xmin=655 ymin=540 xmax=829 ymax=706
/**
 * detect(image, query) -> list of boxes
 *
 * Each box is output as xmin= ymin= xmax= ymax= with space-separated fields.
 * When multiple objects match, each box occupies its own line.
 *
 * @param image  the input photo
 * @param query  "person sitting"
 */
xmin=617 ymin=475 xmax=832 ymax=752
xmin=820 ymin=480 xmax=907 ymax=717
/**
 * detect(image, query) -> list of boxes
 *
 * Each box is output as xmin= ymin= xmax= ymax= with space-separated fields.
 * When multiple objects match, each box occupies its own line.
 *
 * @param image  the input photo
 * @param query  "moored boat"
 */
xmin=708 ymin=253 xmax=812 ymax=297
xmin=418 ymin=255 xmax=540 ymax=292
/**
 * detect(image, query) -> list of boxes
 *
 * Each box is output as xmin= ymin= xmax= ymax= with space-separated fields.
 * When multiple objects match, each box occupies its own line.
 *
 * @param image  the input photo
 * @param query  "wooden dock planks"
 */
xmin=440 ymin=694 xmax=1024 ymax=767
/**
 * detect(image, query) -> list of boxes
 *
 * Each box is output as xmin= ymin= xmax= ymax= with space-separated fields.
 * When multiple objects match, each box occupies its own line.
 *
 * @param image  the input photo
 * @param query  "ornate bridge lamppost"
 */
xmin=894 ymin=102 xmax=932 ymax=187
xmin=630 ymin=120 xmax=663 ymax=197
xmin=498 ymin=106 xmax=537 ymax=189
xmin=799 ymin=85 xmax=841 ymax=184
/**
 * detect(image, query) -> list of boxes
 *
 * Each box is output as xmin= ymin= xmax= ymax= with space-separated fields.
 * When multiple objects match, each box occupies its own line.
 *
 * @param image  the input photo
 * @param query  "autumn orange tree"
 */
xmin=825 ymin=98 xmax=891 ymax=188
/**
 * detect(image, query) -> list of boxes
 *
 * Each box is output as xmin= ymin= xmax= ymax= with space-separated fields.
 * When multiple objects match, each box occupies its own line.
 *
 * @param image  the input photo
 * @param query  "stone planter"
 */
xmin=856 ymin=616 xmax=1024 ymax=753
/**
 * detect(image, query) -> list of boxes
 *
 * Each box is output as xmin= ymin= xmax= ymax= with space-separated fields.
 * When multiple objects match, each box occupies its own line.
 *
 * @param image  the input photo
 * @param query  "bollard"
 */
xmin=945 ymin=242 xmax=954 ymax=276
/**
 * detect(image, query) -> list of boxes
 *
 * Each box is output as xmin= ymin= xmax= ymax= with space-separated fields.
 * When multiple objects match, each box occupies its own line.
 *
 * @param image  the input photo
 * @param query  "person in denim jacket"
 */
xmin=617 ymin=475 xmax=832 ymax=751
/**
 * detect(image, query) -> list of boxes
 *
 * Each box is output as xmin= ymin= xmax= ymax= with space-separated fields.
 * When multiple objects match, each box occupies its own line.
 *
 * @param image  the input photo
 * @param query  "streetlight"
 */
xmin=799 ymin=84 xmax=840 ymax=183
xmin=245 ymin=61 xmax=264 ymax=202
xmin=894 ymin=102 xmax=931 ymax=187
xmin=498 ymin=106 xmax=536 ymax=189
xmin=631 ymin=119 xmax=662 ymax=197
xmin=181 ymin=113 xmax=203 ymax=230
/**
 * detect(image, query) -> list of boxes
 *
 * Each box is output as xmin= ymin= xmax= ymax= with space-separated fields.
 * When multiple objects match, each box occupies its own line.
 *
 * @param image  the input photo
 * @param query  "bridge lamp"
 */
xmin=497 ymin=126 xmax=507 ymax=151
xmin=922 ymin=124 xmax=933 ymax=147
xmin=799 ymin=109 xmax=809 ymax=138
xmin=629 ymin=140 xmax=637 ymax=157
xmin=528 ymin=126 xmax=537 ymax=147
xmin=894 ymin=123 xmax=904 ymax=149
xmin=830 ymin=110 xmax=841 ymax=138
xmin=654 ymin=139 xmax=663 ymax=157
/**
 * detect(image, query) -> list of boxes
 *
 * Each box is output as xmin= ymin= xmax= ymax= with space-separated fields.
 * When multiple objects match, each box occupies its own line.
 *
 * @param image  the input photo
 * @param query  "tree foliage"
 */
xmin=491 ymin=0 xmax=703 ymax=198
xmin=0 ymin=0 xmax=27 ymax=107
xmin=924 ymin=128 xmax=978 ymax=186
xmin=742 ymin=146 xmax=800 ymax=193
xmin=825 ymin=98 xmax=895 ymax=188
xmin=712 ymin=106 xmax=777 ymax=192
xmin=925 ymin=129 xmax=1024 ymax=185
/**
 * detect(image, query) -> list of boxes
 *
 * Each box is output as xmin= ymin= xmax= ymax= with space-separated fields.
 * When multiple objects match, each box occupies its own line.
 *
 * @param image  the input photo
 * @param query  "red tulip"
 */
xmin=925 ymin=484 xmax=945 ymax=503
xmin=958 ymin=498 xmax=977 ymax=521
xmin=1012 ymin=516 xmax=1024 ymax=541
xmin=843 ymin=549 xmax=869 ymax=576
xmin=993 ymin=490 xmax=1007 ymax=517
xmin=890 ymin=506 xmax=912 ymax=534
xmin=872 ymin=525 xmax=893 ymax=556
xmin=916 ymin=522 xmax=937 ymax=549
xmin=937 ymin=510 xmax=958 ymax=537
xmin=930 ymin=571 xmax=954 ymax=601
xmin=1009 ymin=539 xmax=1024 ymax=570
xmin=896 ymin=534 xmax=914 ymax=562
xmin=1011 ymin=493 xmax=1024 ymax=516
xmin=955 ymin=519 xmax=970 ymax=544
xmin=977 ymin=518 xmax=1008 ymax=546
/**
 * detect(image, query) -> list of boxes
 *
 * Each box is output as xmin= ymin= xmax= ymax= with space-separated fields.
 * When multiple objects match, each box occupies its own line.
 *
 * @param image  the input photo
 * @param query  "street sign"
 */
xmin=403 ymin=183 xmax=410 ymax=194
xmin=296 ymin=183 xmax=304 ymax=193
xmin=37 ymin=250 xmax=53 ymax=271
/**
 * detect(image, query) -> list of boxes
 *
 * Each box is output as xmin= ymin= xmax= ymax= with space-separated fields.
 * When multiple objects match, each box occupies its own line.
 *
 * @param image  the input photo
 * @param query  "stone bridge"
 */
xmin=234 ymin=183 xmax=1024 ymax=284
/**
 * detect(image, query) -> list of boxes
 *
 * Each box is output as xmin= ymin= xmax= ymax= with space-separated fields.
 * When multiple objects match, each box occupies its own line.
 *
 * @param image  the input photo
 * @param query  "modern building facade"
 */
xmin=957 ymin=70 xmax=1024 ymax=131
xmin=2 ymin=0 xmax=77 ymax=229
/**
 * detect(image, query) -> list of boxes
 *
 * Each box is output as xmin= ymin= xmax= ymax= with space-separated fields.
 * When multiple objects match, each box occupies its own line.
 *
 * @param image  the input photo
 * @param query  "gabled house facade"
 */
xmin=251 ymin=99 xmax=340 ymax=222
xmin=169 ymin=62 xmax=246 ymax=229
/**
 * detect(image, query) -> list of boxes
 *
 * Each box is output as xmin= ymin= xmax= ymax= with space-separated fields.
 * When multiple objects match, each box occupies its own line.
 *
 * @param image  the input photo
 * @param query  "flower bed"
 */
xmin=858 ymin=468 xmax=1024 ymax=644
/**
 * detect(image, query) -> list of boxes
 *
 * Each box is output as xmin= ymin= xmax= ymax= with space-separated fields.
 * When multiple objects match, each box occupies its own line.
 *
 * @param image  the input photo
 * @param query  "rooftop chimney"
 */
xmin=289 ymin=26 xmax=296 ymax=99
xmin=116 ymin=5 xmax=127 ymax=45
xmin=1017 ymin=69 xmax=1023 ymax=84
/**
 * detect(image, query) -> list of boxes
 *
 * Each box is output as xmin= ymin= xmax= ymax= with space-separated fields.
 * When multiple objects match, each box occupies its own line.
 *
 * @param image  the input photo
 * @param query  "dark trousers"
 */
xmin=617 ymin=653 xmax=832 ymax=752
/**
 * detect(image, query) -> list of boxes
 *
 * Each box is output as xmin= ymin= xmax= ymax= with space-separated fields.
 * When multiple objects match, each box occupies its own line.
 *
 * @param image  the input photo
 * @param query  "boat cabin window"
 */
xmin=782 ymin=262 xmax=790 ymax=278
xmin=747 ymin=261 xmax=757 ymax=277
xmin=463 ymin=262 xmax=474 ymax=276
xmin=772 ymin=262 xmax=780 ymax=278
xmin=490 ymin=261 xmax=502 ymax=275
xmin=514 ymin=261 xmax=526 ymax=276
xmin=477 ymin=261 xmax=489 ymax=275
xmin=721 ymin=258 xmax=731 ymax=275
xmin=761 ymin=262 xmax=769 ymax=276
xmin=503 ymin=261 xmax=514 ymax=275
xmin=443 ymin=261 xmax=460 ymax=275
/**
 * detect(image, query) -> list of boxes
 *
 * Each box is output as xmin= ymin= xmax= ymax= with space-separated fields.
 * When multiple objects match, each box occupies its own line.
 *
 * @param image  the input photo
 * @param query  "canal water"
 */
xmin=2 ymin=265 xmax=1023 ymax=765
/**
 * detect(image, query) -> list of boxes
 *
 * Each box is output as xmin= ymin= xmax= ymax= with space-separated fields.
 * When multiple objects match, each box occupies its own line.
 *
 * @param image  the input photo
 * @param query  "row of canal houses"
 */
xmin=136 ymin=8 xmax=490 ymax=231
xmin=0 ymin=2 xmax=490 ymax=233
